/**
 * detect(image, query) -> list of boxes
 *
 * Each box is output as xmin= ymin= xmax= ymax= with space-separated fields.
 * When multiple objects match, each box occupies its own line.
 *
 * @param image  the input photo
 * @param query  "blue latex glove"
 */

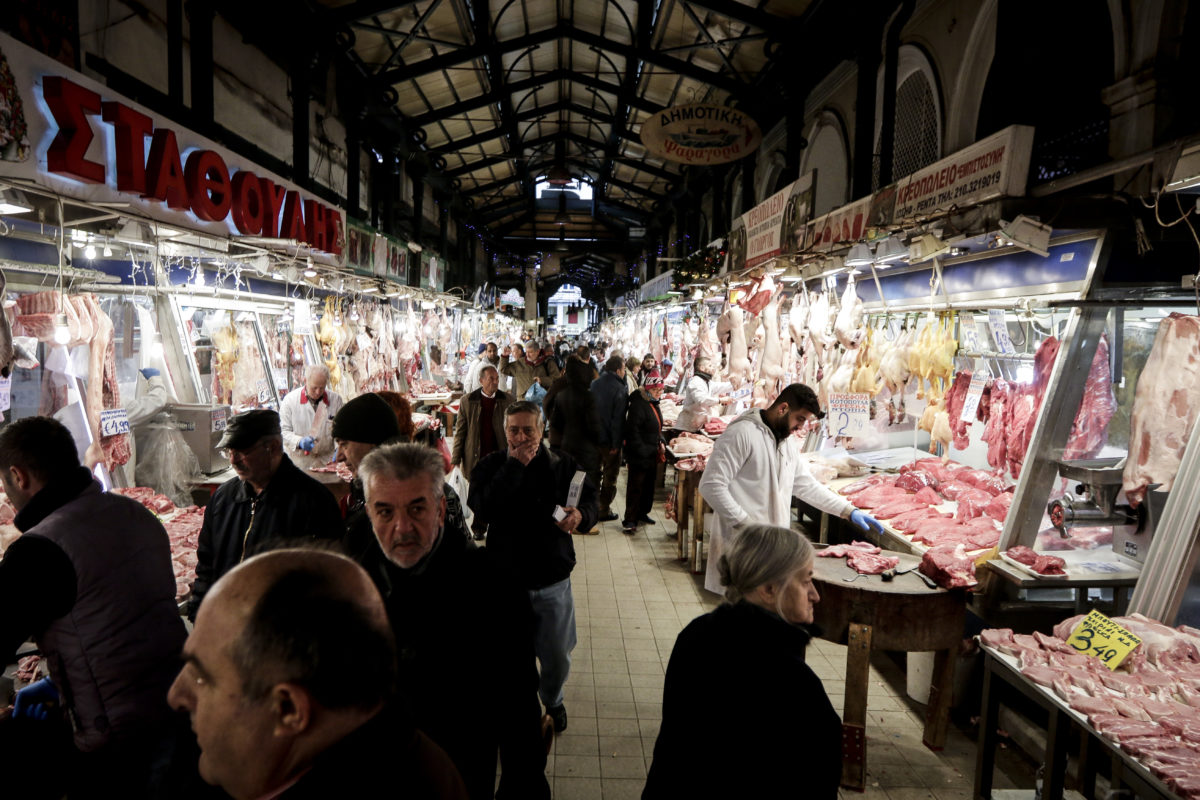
xmin=140 ymin=367 xmax=160 ymax=379
xmin=13 ymin=677 xmax=57 ymax=721
xmin=298 ymin=436 xmax=316 ymax=453
xmin=849 ymin=509 xmax=885 ymax=535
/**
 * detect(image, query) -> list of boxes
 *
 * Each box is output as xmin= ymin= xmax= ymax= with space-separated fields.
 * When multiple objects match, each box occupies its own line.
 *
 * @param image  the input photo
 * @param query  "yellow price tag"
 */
xmin=1065 ymin=609 xmax=1142 ymax=670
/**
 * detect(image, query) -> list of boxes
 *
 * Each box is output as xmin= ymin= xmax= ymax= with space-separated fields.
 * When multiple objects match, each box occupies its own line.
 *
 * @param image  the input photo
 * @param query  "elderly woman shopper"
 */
xmin=643 ymin=524 xmax=841 ymax=799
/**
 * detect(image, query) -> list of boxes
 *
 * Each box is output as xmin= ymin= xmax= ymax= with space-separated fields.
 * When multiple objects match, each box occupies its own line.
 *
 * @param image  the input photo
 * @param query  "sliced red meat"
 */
xmin=913 ymin=486 xmax=943 ymax=505
xmin=872 ymin=497 xmax=933 ymax=520
xmin=888 ymin=507 xmax=951 ymax=534
xmin=983 ymin=491 xmax=1013 ymax=522
xmin=1020 ymin=664 xmax=1058 ymax=687
xmin=846 ymin=550 xmax=900 ymax=575
xmin=1070 ymin=693 xmax=1117 ymax=717
xmin=848 ymin=486 xmax=912 ymax=509
xmin=839 ymin=474 xmax=896 ymax=496
xmin=1032 ymin=630 xmax=1075 ymax=653
xmin=817 ymin=541 xmax=881 ymax=558
xmin=895 ymin=470 xmax=939 ymax=493
xmin=960 ymin=469 xmax=1007 ymax=496
xmin=979 ymin=628 xmax=1014 ymax=648
xmin=966 ymin=529 xmax=1001 ymax=550
xmin=955 ymin=488 xmax=995 ymax=521
xmin=919 ymin=543 xmax=977 ymax=588
xmin=938 ymin=481 xmax=975 ymax=501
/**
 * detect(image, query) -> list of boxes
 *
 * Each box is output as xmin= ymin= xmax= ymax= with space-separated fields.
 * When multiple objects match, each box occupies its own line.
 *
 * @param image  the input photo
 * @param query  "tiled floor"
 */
xmin=541 ymin=474 xmax=1033 ymax=799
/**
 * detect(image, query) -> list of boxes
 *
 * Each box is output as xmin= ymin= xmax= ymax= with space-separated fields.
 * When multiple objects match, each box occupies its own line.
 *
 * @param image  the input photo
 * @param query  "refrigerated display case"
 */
xmin=258 ymin=309 xmax=321 ymax=397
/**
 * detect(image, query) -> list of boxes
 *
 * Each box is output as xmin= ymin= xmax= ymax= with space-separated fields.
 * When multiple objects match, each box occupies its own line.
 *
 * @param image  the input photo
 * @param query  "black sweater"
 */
xmin=643 ymin=601 xmax=842 ymax=799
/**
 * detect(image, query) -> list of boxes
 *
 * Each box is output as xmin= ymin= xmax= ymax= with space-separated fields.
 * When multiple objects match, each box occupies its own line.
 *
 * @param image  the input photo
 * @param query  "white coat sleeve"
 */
xmin=278 ymin=393 xmax=304 ymax=451
xmin=124 ymin=375 xmax=168 ymax=427
xmin=462 ymin=359 xmax=480 ymax=395
xmin=698 ymin=427 xmax=752 ymax=528
xmin=791 ymin=450 xmax=854 ymax=518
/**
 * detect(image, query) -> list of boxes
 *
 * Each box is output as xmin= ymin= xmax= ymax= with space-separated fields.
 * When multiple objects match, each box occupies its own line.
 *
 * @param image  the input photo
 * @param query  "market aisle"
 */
xmin=544 ymin=474 xmax=1022 ymax=800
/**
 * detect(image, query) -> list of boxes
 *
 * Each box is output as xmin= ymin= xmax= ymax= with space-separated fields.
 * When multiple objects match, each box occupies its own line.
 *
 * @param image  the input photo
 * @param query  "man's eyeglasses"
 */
xmin=220 ymin=440 xmax=268 ymax=460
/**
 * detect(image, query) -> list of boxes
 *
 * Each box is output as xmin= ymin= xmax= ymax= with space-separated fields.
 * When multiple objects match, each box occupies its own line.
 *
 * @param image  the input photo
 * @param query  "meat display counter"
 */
xmin=167 ymin=295 xmax=284 ymax=412
xmin=258 ymin=309 xmax=320 ymax=398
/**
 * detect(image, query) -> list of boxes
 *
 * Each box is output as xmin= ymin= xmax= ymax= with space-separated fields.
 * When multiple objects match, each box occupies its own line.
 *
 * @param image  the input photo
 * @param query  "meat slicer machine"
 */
xmin=1046 ymin=458 xmax=1162 ymax=563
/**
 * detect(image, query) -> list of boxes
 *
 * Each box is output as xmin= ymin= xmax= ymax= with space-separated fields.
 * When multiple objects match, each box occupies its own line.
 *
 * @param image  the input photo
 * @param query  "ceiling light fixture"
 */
xmin=873 ymin=236 xmax=909 ymax=266
xmin=999 ymin=215 xmax=1052 ymax=257
xmin=845 ymin=241 xmax=874 ymax=267
xmin=0 ymin=190 xmax=32 ymax=215
xmin=908 ymin=232 xmax=950 ymax=262
xmin=53 ymin=313 xmax=71 ymax=345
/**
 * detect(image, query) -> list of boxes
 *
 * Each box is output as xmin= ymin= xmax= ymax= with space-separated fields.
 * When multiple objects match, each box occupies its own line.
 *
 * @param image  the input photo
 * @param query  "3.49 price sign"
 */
xmin=1065 ymin=609 xmax=1142 ymax=670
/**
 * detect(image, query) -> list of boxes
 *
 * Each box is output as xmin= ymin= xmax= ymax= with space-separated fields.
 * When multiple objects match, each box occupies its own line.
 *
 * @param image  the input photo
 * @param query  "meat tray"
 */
xmin=998 ymin=550 xmax=1070 ymax=580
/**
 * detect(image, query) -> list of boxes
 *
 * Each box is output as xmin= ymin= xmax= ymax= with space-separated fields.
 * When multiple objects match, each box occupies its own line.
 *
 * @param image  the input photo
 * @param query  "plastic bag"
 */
xmin=525 ymin=381 xmax=547 ymax=407
xmin=448 ymin=466 xmax=473 ymax=529
xmin=135 ymin=422 xmax=201 ymax=507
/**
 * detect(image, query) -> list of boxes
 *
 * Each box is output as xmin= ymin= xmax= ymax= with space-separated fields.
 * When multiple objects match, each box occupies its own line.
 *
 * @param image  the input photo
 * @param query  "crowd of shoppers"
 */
xmin=1 ymin=343 xmax=867 ymax=798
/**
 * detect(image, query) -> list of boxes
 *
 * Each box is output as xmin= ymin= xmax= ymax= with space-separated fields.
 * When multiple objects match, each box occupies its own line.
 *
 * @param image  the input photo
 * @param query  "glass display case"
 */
xmin=170 ymin=296 xmax=281 ymax=412
xmin=259 ymin=310 xmax=320 ymax=398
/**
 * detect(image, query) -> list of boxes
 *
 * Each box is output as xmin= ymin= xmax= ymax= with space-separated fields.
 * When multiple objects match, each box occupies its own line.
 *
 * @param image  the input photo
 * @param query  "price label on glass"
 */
xmin=211 ymin=408 xmax=228 ymax=433
xmin=988 ymin=310 xmax=1015 ymax=354
xmin=256 ymin=380 xmax=271 ymax=404
xmin=828 ymin=392 xmax=871 ymax=437
xmin=1065 ymin=609 xmax=1142 ymax=670
xmin=961 ymin=316 xmax=982 ymax=353
xmin=100 ymin=408 xmax=131 ymax=437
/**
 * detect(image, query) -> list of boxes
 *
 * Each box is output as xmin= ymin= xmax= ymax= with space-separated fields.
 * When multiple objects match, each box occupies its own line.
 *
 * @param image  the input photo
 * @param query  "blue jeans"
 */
xmin=529 ymin=576 xmax=577 ymax=709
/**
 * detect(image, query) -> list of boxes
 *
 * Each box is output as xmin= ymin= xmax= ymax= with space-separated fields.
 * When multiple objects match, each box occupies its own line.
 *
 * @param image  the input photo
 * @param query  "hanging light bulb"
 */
xmin=192 ymin=270 xmax=206 ymax=288
xmin=53 ymin=313 xmax=71 ymax=345
xmin=83 ymin=244 xmax=96 ymax=260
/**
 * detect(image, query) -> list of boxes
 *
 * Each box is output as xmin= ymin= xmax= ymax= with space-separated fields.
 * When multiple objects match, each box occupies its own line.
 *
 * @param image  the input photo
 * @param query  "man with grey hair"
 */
xmin=279 ymin=363 xmax=345 ymax=468
xmin=170 ymin=548 xmax=468 ymax=799
xmin=468 ymin=400 xmax=598 ymax=734
xmin=358 ymin=443 xmax=550 ymax=800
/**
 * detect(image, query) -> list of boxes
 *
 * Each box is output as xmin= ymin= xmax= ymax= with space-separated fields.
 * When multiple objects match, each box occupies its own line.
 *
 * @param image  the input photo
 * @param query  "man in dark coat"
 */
xmin=0 ymin=416 xmax=190 ymax=799
xmin=622 ymin=370 xmax=666 ymax=534
xmin=359 ymin=443 xmax=551 ymax=800
xmin=590 ymin=355 xmax=628 ymax=522
xmin=170 ymin=548 xmax=468 ymax=800
xmin=452 ymin=364 xmax=511 ymax=539
xmin=188 ymin=409 xmax=343 ymax=619
xmin=549 ymin=358 xmax=604 ymax=519
xmin=468 ymin=401 xmax=598 ymax=734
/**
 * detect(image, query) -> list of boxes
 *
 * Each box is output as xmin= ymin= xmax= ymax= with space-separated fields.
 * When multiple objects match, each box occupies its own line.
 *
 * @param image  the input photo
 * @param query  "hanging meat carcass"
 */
xmin=722 ymin=305 xmax=752 ymax=387
xmin=1124 ymin=314 xmax=1200 ymax=505
xmin=81 ymin=295 xmax=130 ymax=471
xmin=1063 ymin=334 xmax=1117 ymax=460
xmin=834 ymin=278 xmax=865 ymax=349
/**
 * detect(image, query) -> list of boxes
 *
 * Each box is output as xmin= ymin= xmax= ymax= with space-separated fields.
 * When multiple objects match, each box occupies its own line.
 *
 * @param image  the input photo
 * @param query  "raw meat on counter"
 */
xmin=1004 ymin=545 xmax=1066 ymax=575
xmin=1124 ymin=314 xmax=1200 ymax=506
xmin=978 ymin=612 xmax=1200 ymax=791
xmin=847 ymin=550 xmax=900 ymax=575
xmin=113 ymin=487 xmax=176 ymax=515
xmin=919 ymin=543 xmax=977 ymax=588
xmin=704 ymin=416 xmax=729 ymax=436
xmin=669 ymin=433 xmax=714 ymax=456
xmin=817 ymin=541 xmax=881 ymax=558
xmin=310 ymin=462 xmax=355 ymax=482
xmin=163 ymin=506 xmax=205 ymax=602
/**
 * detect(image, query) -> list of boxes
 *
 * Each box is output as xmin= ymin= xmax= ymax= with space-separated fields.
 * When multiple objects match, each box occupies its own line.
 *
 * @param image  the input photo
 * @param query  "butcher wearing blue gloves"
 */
xmin=698 ymin=383 xmax=884 ymax=595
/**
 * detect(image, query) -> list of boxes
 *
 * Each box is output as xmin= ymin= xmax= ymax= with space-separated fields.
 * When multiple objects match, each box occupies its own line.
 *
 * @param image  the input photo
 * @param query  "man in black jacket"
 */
xmin=360 ymin=443 xmax=550 ymax=800
xmin=468 ymin=401 xmax=598 ymax=734
xmin=187 ymin=410 xmax=343 ymax=619
xmin=622 ymin=370 xmax=666 ymax=534
xmin=590 ymin=356 xmax=627 ymax=522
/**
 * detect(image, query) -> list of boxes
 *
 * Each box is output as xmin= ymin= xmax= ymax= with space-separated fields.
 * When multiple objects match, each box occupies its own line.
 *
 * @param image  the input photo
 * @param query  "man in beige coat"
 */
xmin=451 ymin=364 xmax=511 ymax=538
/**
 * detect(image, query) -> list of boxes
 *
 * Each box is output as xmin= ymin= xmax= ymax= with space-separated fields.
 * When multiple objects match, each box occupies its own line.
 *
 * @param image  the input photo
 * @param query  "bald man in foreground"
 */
xmin=169 ymin=549 xmax=468 ymax=799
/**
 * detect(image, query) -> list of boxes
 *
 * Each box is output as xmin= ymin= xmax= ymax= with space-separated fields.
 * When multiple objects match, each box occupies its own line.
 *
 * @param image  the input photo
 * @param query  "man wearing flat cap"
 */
xmin=187 ymin=409 xmax=344 ymax=619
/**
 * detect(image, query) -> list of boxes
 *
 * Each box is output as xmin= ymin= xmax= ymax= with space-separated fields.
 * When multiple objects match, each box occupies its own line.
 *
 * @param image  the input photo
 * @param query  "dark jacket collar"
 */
xmin=232 ymin=454 xmax=302 ymax=503
xmin=695 ymin=370 xmax=712 ymax=383
xmin=15 ymin=467 xmax=98 ymax=532
xmin=383 ymin=519 xmax=472 ymax=588
xmin=726 ymin=600 xmax=815 ymax=647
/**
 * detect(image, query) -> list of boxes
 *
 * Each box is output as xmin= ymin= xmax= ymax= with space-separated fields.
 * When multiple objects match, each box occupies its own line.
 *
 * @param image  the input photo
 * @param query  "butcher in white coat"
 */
xmin=698 ymin=383 xmax=884 ymax=595
xmin=279 ymin=364 xmax=344 ymax=469
xmin=463 ymin=341 xmax=502 ymax=395
xmin=674 ymin=356 xmax=722 ymax=432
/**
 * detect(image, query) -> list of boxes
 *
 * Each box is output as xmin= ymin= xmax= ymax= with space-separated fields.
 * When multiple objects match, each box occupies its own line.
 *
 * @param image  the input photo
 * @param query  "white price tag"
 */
xmin=211 ymin=407 xmax=228 ymax=432
xmin=256 ymin=380 xmax=271 ymax=404
xmin=959 ymin=373 xmax=989 ymax=423
xmin=961 ymin=316 xmax=982 ymax=353
xmin=988 ymin=310 xmax=1015 ymax=354
xmin=100 ymin=408 xmax=130 ymax=437
xmin=0 ymin=376 xmax=10 ymax=413
xmin=294 ymin=300 xmax=314 ymax=335
xmin=828 ymin=392 xmax=871 ymax=437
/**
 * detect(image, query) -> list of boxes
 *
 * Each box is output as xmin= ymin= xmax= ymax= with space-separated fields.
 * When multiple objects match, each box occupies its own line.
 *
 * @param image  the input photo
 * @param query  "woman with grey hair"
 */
xmin=643 ymin=525 xmax=841 ymax=798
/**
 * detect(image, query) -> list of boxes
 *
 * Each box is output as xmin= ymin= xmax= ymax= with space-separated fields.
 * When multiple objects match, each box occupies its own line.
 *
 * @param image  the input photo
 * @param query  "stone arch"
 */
xmin=946 ymin=0 xmax=997 ymax=151
xmin=799 ymin=109 xmax=851 ymax=216
xmin=874 ymin=43 xmax=944 ymax=184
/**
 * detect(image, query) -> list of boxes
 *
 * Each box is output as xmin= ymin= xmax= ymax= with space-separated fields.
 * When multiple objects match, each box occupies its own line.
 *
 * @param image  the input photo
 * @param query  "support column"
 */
xmin=186 ymin=0 xmax=214 ymax=127
xmin=710 ymin=166 xmax=726 ymax=239
xmin=291 ymin=50 xmax=311 ymax=190
xmin=741 ymin=150 xmax=757 ymax=217
xmin=346 ymin=126 xmax=361 ymax=219
xmin=853 ymin=13 xmax=885 ymax=197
